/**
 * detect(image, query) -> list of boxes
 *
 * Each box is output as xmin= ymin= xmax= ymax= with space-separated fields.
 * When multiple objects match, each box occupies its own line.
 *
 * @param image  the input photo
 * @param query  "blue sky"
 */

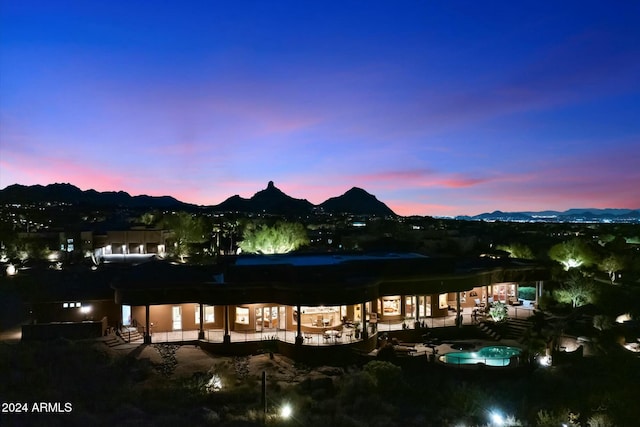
xmin=1 ymin=1 xmax=639 ymax=215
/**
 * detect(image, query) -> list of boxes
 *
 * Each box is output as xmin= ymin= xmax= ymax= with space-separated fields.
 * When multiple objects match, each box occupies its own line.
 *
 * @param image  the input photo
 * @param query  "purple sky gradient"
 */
xmin=1 ymin=1 xmax=639 ymax=216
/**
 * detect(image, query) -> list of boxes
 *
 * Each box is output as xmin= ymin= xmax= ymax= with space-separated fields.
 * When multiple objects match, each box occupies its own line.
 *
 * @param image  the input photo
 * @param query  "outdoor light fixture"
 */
xmin=80 ymin=305 xmax=92 ymax=314
xmin=538 ymin=354 xmax=552 ymax=367
xmin=563 ymin=258 xmax=582 ymax=270
xmin=6 ymin=264 xmax=17 ymax=276
xmin=280 ymin=403 xmax=292 ymax=419
xmin=490 ymin=411 xmax=504 ymax=426
xmin=616 ymin=313 xmax=632 ymax=323
xmin=206 ymin=374 xmax=222 ymax=392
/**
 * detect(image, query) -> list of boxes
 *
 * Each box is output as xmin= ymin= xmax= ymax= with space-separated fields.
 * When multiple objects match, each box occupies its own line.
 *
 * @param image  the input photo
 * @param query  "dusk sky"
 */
xmin=1 ymin=1 xmax=639 ymax=216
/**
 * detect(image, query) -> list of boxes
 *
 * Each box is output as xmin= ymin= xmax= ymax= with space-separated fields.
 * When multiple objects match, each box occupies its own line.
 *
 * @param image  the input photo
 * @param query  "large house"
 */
xmin=12 ymin=252 xmax=548 ymax=358
xmin=113 ymin=253 xmax=547 ymax=341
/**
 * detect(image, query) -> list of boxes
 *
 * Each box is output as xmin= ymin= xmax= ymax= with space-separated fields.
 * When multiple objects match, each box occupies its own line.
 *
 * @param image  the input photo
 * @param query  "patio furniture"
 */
xmin=508 ymin=297 xmax=522 ymax=306
xmin=323 ymin=329 xmax=341 ymax=343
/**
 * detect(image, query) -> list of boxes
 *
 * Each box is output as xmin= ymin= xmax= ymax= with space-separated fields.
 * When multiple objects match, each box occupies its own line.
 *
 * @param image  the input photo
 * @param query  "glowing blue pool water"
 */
xmin=440 ymin=346 xmax=521 ymax=367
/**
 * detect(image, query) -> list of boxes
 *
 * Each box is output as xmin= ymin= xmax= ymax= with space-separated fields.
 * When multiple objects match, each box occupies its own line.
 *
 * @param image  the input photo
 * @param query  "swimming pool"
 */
xmin=439 ymin=345 xmax=522 ymax=367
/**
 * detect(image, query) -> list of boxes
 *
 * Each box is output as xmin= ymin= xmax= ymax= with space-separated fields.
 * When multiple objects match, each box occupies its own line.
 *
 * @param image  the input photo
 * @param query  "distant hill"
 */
xmin=213 ymin=181 xmax=314 ymax=215
xmin=0 ymin=183 xmax=191 ymax=209
xmin=319 ymin=187 xmax=396 ymax=216
xmin=456 ymin=208 xmax=640 ymax=223
xmin=0 ymin=181 xmax=397 ymax=217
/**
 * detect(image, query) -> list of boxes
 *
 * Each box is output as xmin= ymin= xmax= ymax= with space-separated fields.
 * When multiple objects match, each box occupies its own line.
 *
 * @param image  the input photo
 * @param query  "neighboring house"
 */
xmin=7 ymin=266 xmax=120 ymax=340
xmin=86 ymin=227 xmax=171 ymax=262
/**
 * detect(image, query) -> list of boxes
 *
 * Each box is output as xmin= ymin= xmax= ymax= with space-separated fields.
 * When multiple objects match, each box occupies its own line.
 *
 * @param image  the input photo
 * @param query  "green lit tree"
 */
xmin=598 ymin=254 xmax=625 ymax=284
xmin=496 ymin=243 xmax=535 ymax=259
xmin=138 ymin=211 xmax=158 ymax=226
xmin=161 ymin=211 xmax=208 ymax=262
xmin=238 ymin=221 xmax=308 ymax=254
xmin=548 ymin=238 xmax=597 ymax=270
xmin=553 ymin=273 xmax=596 ymax=308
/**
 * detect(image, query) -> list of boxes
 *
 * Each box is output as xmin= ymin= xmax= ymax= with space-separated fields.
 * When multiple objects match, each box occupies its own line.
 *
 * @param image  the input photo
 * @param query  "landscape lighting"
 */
xmin=562 ymin=258 xmax=583 ymax=270
xmin=6 ymin=264 xmax=17 ymax=276
xmin=206 ymin=374 xmax=222 ymax=392
xmin=490 ymin=411 xmax=504 ymax=426
xmin=280 ymin=403 xmax=292 ymax=419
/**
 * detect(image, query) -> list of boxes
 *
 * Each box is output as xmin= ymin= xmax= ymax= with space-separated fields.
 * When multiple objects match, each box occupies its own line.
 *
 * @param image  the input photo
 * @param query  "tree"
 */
xmin=598 ymin=254 xmax=625 ymax=284
xmin=238 ymin=221 xmax=308 ymax=254
xmin=161 ymin=212 xmax=208 ymax=262
xmin=553 ymin=273 xmax=596 ymax=308
xmin=496 ymin=243 xmax=535 ymax=259
xmin=548 ymin=238 xmax=597 ymax=270
xmin=138 ymin=211 xmax=158 ymax=226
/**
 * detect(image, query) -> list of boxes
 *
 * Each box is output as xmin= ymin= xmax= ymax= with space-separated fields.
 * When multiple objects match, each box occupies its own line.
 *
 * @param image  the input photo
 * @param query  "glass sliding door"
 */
xmin=172 ymin=306 xmax=182 ymax=330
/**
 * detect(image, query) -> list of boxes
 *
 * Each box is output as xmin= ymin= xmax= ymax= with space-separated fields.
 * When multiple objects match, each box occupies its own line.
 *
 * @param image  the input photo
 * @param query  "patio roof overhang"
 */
xmin=112 ymin=255 xmax=550 ymax=307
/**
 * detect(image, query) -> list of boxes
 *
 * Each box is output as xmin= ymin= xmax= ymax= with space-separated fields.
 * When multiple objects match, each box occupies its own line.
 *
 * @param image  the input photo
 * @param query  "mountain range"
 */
xmin=455 ymin=209 xmax=640 ymax=223
xmin=0 ymin=182 xmax=396 ymax=217
xmin=1 ymin=183 xmax=637 ymax=222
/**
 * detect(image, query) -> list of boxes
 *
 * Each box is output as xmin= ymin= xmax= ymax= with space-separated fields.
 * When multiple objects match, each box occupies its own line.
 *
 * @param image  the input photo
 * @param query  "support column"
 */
xmin=456 ymin=292 xmax=462 ymax=328
xmin=361 ymin=302 xmax=368 ymax=340
xmin=144 ymin=304 xmax=151 ymax=343
xmin=223 ymin=305 xmax=231 ymax=344
xmin=295 ymin=303 xmax=303 ymax=345
xmin=198 ymin=303 xmax=205 ymax=339
xmin=536 ymin=281 xmax=544 ymax=306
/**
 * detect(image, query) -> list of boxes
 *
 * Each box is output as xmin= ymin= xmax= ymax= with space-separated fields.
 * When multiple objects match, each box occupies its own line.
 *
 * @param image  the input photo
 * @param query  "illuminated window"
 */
xmin=439 ymin=294 xmax=448 ymax=309
xmin=236 ymin=307 xmax=249 ymax=324
xmin=204 ymin=306 xmax=214 ymax=323
xmin=63 ymin=302 xmax=81 ymax=309
xmin=405 ymin=296 xmax=415 ymax=316
xmin=381 ymin=296 xmax=401 ymax=315
xmin=195 ymin=305 xmax=215 ymax=323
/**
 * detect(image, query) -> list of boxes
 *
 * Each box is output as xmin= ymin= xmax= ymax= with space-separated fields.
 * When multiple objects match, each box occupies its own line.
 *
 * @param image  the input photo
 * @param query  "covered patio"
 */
xmin=137 ymin=303 xmax=537 ymax=345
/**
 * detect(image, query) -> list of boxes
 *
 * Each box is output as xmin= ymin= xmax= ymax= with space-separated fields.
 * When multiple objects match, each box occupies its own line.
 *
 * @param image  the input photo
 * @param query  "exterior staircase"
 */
xmin=504 ymin=318 xmax=532 ymax=340
xmin=119 ymin=327 xmax=143 ymax=343
xmin=103 ymin=328 xmax=143 ymax=347
xmin=477 ymin=321 xmax=501 ymax=341
xmin=476 ymin=317 xmax=533 ymax=342
xmin=103 ymin=334 xmax=124 ymax=347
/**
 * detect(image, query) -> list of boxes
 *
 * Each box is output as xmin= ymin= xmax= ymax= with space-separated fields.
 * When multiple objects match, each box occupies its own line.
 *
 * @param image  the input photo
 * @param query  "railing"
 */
xmin=144 ymin=306 xmax=536 ymax=345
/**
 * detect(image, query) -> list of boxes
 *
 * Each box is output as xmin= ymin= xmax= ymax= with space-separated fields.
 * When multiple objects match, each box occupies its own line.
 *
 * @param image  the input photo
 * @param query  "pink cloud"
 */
xmin=347 ymin=169 xmax=493 ymax=190
xmin=387 ymin=201 xmax=461 ymax=217
xmin=438 ymin=175 xmax=493 ymax=189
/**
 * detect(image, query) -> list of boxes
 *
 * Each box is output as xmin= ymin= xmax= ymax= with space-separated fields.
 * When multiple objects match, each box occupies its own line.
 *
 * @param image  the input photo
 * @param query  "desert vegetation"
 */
xmin=1 ymin=337 xmax=639 ymax=426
